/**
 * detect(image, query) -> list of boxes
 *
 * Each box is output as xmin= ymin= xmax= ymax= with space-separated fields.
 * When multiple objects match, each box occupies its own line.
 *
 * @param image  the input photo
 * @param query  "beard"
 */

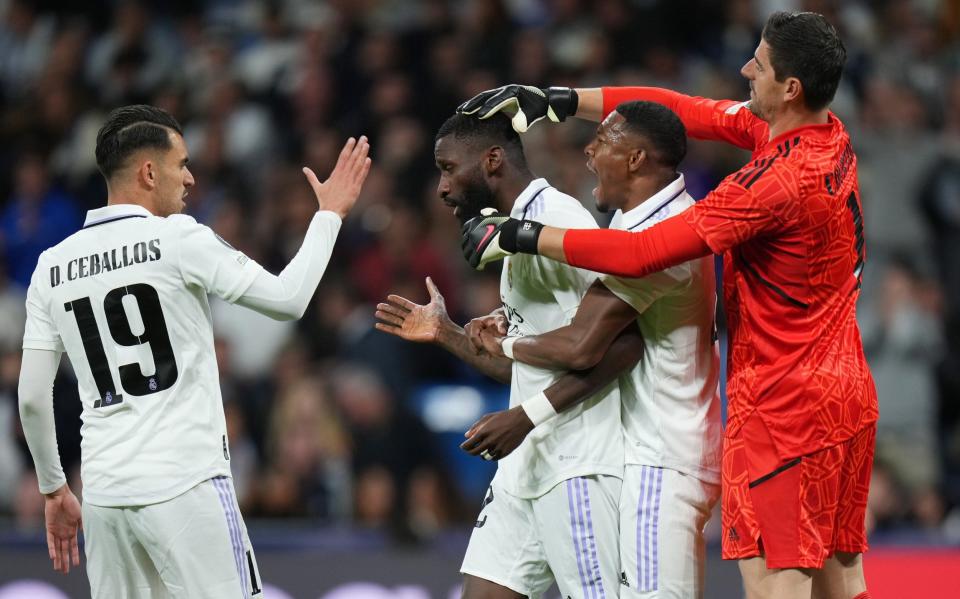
xmin=453 ymin=167 xmax=497 ymax=224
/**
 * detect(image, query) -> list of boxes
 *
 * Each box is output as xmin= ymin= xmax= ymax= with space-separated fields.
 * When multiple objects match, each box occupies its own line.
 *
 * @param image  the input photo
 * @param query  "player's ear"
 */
xmin=484 ymin=146 xmax=504 ymax=175
xmin=138 ymin=160 xmax=158 ymax=191
xmin=784 ymin=77 xmax=802 ymax=104
xmin=628 ymin=148 xmax=646 ymax=173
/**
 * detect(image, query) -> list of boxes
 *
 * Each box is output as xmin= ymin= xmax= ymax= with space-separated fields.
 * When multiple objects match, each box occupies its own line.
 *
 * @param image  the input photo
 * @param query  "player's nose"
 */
xmin=184 ymin=168 xmax=196 ymax=188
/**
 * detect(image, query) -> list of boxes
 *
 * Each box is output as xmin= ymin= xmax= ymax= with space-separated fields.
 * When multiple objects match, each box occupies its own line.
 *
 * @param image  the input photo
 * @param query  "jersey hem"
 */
xmin=459 ymin=567 xmax=532 ymax=596
xmin=625 ymin=459 xmax=720 ymax=485
xmin=496 ymin=463 xmax=624 ymax=500
xmin=81 ymin=467 xmax=231 ymax=507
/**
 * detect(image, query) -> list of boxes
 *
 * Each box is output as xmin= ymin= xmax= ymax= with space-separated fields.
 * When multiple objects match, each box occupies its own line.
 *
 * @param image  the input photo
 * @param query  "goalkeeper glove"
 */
xmin=457 ymin=85 xmax=579 ymax=133
xmin=461 ymin=208 xmax=544 ymax=270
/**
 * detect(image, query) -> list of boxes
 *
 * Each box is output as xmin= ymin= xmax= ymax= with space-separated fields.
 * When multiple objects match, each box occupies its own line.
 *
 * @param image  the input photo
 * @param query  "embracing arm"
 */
xmin=507 ymin=281 xmax=639 ymax=370
xmin=460 ymin=322 xmax=644 ymax=459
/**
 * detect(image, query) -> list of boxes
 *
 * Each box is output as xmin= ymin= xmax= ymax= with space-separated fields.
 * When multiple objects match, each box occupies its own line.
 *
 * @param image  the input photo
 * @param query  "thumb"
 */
xmin=425 ymin=276 xmax=441 ymax=301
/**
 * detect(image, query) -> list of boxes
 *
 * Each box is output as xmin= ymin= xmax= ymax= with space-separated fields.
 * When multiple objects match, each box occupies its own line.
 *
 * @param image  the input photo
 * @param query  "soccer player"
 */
xmin=18 ymin=105 xmax=370 ymax=598
xmin=375 ymin=112 xmax=643 ymax=599
xmin=462 ymin=100 xmax=722 ymax=598
xmin=458 ymin=12 xmax=878 ymax=599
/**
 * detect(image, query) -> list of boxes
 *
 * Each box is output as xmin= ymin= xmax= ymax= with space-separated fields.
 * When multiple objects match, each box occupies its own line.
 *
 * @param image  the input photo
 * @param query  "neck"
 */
xmin=767 ymin=106 xmax=830 ymax=140
xmin=496 ymin=170 xmax=535 ymax=213
xmin=621 ymin=171 xmax=678 ymax=213
xmin=105 ymin=183 xmax=155 ymax=214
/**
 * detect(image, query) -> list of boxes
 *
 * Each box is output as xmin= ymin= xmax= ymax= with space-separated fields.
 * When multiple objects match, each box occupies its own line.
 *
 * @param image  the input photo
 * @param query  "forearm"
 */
xmin=572 ymin=88 xmax=604 ymax=121
xmin=234 ymin=211 xmax=341 ymax=320
xmin=542 ymin=326 xmax=644 ymax=414
xmin=511 ymin=326 xmax=595 ymax=371
xmin=18 ymin=349 xmax=66 ymax=494
xmin=535 ymin=215 xmax=711 ymax=278
xmin=438 ymin=322 xmax=513 ymax=384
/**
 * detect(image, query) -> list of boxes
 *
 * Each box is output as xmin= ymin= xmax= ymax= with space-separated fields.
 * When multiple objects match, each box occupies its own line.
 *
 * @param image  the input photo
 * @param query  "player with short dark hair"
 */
xmin=459 ymin=11 xmax=878 ymax=599
xmin=464 ymin=100 xmax=723 ymax=598
xmin=376 ymin=112 xmax=645 ymax=599
xmin=19 ymin=104 xmax=370 ymax=597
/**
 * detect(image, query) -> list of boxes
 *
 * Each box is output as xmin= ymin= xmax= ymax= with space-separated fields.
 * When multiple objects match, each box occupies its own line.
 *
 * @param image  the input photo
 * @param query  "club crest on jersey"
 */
xmin=148 ymin=377 xmax=158 ymax=392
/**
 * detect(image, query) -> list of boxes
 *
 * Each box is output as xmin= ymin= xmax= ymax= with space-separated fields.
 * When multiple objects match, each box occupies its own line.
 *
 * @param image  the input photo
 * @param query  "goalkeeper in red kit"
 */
xmin=459 ymin=11 xmax=878 ymax=599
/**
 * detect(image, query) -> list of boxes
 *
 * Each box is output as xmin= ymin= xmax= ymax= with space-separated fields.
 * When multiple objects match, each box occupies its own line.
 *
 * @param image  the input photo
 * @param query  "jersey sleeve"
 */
xmin=171 ymin=215 xmax=265 ymax=303
xmin=599 ymin=264 xmax=690 ymax=315
xmin=534 ymin=201 xmax=600 ymax=316
xmin=22 ymin=255 xmax=64 ymax=352
xmin=601 ymin=87 xmax=768 ymax=151
xmin=681 ymin=160 xmax=796 ymax=255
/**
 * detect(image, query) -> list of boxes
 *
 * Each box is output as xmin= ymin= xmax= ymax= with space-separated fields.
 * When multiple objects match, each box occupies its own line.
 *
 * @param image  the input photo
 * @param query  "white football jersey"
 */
xmin=23 ymin=204 xmax=277 ymax=507
xmin=495 ymin=179 xmax=624 ymax=499
xmin=600 ymin=175 xmax=722 ymax=483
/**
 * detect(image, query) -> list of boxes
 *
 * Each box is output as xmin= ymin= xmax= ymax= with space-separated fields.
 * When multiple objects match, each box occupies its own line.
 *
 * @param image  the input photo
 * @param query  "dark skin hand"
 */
xmin=460 ymin=325 xmax=643 ymax=459
xmin=375 ymin=277 xmax=644 ymax=460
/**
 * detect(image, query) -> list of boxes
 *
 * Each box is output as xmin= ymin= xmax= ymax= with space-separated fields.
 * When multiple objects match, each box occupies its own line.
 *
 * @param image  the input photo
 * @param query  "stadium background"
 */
xmin=0 ymin=0 xmax=958 ymax=596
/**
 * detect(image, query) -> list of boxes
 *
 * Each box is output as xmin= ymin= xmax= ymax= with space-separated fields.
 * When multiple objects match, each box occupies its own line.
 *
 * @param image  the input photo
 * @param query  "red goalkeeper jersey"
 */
xmin=598 ymin=87 xmax=879 ymax=459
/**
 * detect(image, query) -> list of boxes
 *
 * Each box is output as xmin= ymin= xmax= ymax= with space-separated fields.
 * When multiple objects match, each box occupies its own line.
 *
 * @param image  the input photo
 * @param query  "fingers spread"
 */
xmin=385 ymin=294 xmax=417 ymax=310
xmin=425 ymin=277 xmax=442 ymax=300
xmin=374 ymin=310 xmax=404 ymax=327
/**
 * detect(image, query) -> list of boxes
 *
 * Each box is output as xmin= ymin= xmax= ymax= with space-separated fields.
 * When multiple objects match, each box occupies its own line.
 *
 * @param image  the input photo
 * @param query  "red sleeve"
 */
xmin=682 ymin=161 xmax=796 ymax=254
xmin=602 ymin=86 xmax=768 ymax=151
xmin=562 ymin=215 xmax=711 ymax=278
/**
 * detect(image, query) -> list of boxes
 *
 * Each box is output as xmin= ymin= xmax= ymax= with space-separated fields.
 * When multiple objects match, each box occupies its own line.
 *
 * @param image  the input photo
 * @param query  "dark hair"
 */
xmin=95 ymin=104 xmax=183 ymax=180
xmin=762 ymin=11 xmax=846 ymax=111
xmin=435 ymin=113 xmax=527 ymax=169
xmin=615 ymin=101 xmax=687 ymax=170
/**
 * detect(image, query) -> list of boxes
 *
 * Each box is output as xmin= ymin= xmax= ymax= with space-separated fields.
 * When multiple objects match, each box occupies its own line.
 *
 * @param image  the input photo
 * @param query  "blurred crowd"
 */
xmin=1 ymin=0 xmax=960 ymax=544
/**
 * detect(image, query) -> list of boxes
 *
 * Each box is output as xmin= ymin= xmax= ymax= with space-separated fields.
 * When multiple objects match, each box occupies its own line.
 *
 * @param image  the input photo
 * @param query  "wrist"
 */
xmin=500 ymin=336 xmax=518 ymax=359
xmin=545 ymin=87 xmax=579 ymax=121
xmin=499 ymin=219 xmax=543 ymax=255
xmin=520 ymin=392 xmax=558 ymax=427
xmin=436 ymin=319 xmax=463 ymax=349
xmin=43 ymin=483 xmax=69 ymax=499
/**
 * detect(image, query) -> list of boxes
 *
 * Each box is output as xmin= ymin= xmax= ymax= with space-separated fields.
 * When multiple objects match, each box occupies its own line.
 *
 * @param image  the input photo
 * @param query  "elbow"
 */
xmin=565 ymin=343 xmax=604 ymax=371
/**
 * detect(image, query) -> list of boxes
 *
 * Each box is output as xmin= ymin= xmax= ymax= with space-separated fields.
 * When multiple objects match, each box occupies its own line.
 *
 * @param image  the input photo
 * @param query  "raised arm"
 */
xmin=458 ymin=85 xmax=765 ymax=148
xmin=178 ymin=137 xmax=371 ymax=321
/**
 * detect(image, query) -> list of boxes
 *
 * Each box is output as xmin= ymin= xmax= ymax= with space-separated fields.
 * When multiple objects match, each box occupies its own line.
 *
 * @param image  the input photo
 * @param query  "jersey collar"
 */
xmin=83 ymin=204 xmax=154 ymax=229
xmin=510 ymin=178 xmax=552 ymax=219
xmin=613 ymin=173 xmax=687 ymax=231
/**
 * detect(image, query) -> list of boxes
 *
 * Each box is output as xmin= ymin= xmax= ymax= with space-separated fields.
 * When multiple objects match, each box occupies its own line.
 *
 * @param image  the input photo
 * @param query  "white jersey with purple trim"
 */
xmin=22 ymin=204 xmax=274 ymax=506
xmin=495 ymin=178 xmax=624 ymax=499
xmin=599 ymin=174 xmax=722 ymax=484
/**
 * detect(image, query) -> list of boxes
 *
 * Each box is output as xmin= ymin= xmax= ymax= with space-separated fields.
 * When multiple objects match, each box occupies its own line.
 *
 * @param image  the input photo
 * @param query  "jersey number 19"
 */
xmin=64 ymin=283 xmax=179 ymax=408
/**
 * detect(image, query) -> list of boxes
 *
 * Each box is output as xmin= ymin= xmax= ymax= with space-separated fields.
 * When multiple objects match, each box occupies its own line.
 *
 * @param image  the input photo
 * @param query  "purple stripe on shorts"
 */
xmin=635 ymin=466 xmax=647 ymax=587
xmin=212 ymin=478 xmax=244 ymax=587
xmin=574 ymin=477 xmax=596 ymax=599
xmin=567 ymin=479 xmax=591 ymax=599
xmin=651 ymin=468 xmax=663 ymax=591
xmin=580 ymin=478 xmax=606 ymax=599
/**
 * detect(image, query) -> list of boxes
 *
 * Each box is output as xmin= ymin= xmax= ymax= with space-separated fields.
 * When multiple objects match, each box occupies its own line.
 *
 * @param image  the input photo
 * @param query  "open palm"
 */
xmin=375 ymin=277 xmax=452 ymax=343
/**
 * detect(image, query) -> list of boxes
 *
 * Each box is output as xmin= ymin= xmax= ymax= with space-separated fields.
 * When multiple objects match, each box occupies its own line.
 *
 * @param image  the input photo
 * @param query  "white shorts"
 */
xmin=82 ymin=476 xmax=262 ymax=599
xmin=619 ymin=465 xmax=719 ymax=598
xmin=461 ymin=475 xmax=622 ymax=599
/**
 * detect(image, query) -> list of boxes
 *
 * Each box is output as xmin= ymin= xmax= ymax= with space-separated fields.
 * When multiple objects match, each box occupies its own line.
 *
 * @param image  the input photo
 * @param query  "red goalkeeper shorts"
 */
xmin=721 ymin=413 xmax=876 ymax=569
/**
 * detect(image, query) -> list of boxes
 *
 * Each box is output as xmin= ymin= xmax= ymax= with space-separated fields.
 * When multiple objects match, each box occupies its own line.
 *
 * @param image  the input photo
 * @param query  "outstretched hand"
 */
xmin=375 ymin=277 xmax=453 ymax=343
xmin=44 ymin=484 xmax=82 ymax=574
xmin=302 ymin=136 xmax=372 ymax=219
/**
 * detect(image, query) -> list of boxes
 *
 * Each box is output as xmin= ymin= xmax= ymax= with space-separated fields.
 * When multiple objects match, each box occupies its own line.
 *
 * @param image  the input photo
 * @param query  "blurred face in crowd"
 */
xmin=584 ymin=111 xmax=634 ymax=213
xmin=434 ymin=135 xmax=496 ymax=224
xmin=741 ymin=38 xmax=790 ymax=121
xmin=145 ymin=131 xmax=194 ymax=217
